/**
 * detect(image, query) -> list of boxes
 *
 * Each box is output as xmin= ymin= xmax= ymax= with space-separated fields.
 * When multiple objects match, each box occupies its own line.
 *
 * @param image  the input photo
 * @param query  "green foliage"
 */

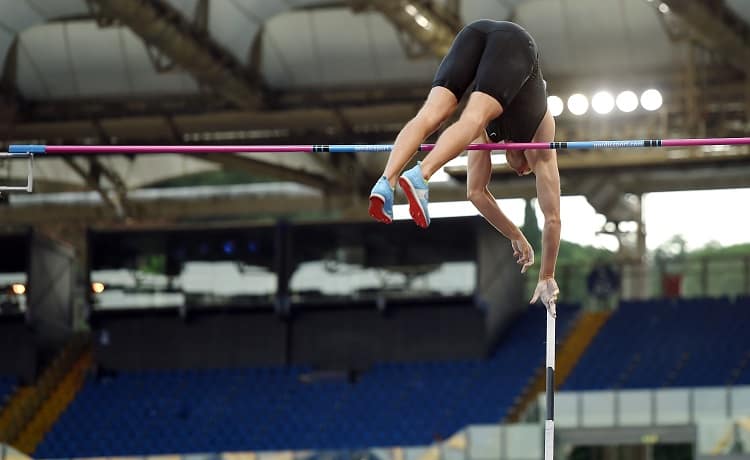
xmin=139 ymin=254 xmax=166 ymax=276
xmin=688 ymin=242 xmax=750 ymax=258
xmin=670 ymin=241 xmax=750 ymax=298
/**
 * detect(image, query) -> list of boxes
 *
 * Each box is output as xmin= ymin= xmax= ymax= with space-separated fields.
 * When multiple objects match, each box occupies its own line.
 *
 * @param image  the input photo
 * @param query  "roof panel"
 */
xmin=163 ymin=0 xmax=199 ymax=18
xmin=263 ymin=12 xmax=322 ymax=88
xmin=460 ymin=0 xmax=514 ymax=23
xmin=116 ymin=26 xmax=199 ymax=96
xmin=518 ymin=0 xmax=680 ymax=77
xmin=16 ymin=22 xmax=200 ymax=99
xmin=23 ymin=0 xmax=88 ymax=20
xmin=0 ymin=0 xmax=46 ymax=33
xmin=311 ymin=10 xmax=379 ymax=84
xmin=208 ymin=0 xmax=259 ymax=63
xmin=365 ymin=13 xmax=440 ymax=84
xmin=283 ymin=0 xmax=329 ymax=8
xmin=0 ymin=31 xmax=13 ymax=67
xmin=2 ymin=0 xmax=694 ymax=102
xmin=259 ymin=28 xmax=294 ymax=88
xmin=726 ymin=0 xmax=750 ymax=24
xmin=229 ymin=0 xmax=288 ymax=23
xmin=16 ymin=24 xmax=77 ymax=98
xmin=68 ymin=22 xmax=129 ymax=97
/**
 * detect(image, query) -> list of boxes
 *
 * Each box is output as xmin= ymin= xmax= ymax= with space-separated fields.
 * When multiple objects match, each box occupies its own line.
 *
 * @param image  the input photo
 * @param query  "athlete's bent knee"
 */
xmin=416 ymin=108 xmax=450 ymax=131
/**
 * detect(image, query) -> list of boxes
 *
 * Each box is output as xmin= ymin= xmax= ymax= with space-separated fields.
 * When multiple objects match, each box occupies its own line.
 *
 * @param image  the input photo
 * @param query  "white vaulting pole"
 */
xmin=544 ymin=308 xmax=556 ymax=460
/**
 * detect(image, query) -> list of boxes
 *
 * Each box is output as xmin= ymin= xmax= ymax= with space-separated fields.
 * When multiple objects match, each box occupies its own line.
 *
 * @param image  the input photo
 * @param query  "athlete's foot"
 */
xmin=369 ymin=176 xmax=394 ymax=224
xmin=398 ymin=162 xmax=431 ymax=228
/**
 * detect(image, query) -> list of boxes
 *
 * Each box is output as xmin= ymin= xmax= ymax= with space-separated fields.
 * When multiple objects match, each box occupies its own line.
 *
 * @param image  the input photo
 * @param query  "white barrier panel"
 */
xmin=582 ymin=391 xmax=615 ymax=427
xmin=656 ymin=389 xmax=690 ymax=425
xmin=618 ymin=390 xmax=652 ymax=426
xmin=467 ymin=425 xmax=502 ymax=460
xmin=693 ymin=388 xmax=728 ymax=421
xmin=732 ymin=387 xmax=750 ymax=417
xmin=505 ymin=424 xmax=542 ymax=460
xmin=556 ymin=393 xmax=578 ymax=428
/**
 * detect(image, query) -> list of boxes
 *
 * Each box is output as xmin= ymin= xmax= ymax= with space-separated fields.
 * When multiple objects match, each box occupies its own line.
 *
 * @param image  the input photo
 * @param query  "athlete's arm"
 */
xmin=532 ymin=152 xmax=561 ymax=281
xmin=525 ymin=111 xmax=561 ymax=314
xmin=467 ymin=134 xmax=534 ymax=273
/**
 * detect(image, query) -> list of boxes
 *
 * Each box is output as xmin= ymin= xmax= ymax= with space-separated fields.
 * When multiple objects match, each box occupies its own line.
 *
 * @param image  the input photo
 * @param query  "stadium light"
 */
xmin=616 ymin=90 xmax=639 ymax=113
xmin=640 ymin=89 xmax=663 ymax=111
xmin=592 ymin=91 xmax=615 ymax=115
xmin=92 ymin=282 xmax=105 ymax=294
xmin=547 ymin=95 xmax=564 ymax=117
xmin=567 ymin=93 xmax=589 ymax=116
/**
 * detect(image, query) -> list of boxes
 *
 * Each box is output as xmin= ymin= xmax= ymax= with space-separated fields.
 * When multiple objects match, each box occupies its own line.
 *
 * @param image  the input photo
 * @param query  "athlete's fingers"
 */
xmin=521 ymin=252 xmax=533 ymax=273
xmin=530 ymin=289 xmax=540 ymax=304
xmin=511 ymin=241 xmax=521 ymax=258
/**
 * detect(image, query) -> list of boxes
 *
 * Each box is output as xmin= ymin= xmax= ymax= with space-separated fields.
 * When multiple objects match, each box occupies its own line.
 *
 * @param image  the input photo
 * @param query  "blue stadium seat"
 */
xmin=564 ymin=298 xmax=750 ymax=390
xmin=34 ymin=304 xmax=579 ymax=458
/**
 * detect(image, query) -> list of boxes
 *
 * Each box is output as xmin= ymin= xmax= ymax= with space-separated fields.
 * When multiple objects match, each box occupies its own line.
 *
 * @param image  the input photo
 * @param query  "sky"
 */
xmin=394 ymin=188 xmax=750 ymax=253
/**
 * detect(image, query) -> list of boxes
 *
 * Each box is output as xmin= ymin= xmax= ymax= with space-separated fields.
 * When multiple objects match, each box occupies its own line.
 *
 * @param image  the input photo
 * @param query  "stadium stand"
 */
xmin=563 ymin=297 xmax=750 ymax=390
xmin=34 ymin=304 xmax=578 ymax=457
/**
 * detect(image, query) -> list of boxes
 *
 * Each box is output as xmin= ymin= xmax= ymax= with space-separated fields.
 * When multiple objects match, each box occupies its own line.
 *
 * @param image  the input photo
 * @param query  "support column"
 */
xmin=32 ymin=223 xmax=89 ymax=333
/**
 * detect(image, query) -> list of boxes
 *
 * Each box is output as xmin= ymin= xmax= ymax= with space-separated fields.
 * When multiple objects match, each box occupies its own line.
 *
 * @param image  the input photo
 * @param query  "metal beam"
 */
xmin=62 ymin=157 xmax=128 ymax=218
xmin=87 ymin=0 xmax=264 ymax=109
xmin=444 ymin=146 xmax=750 ymax=177
xmin=185 ymin=153 xmax=338 ymax=190
xmin=4 ymin=160 xmax=750 ymax=225
xmin=15 ymin=67 xmax=749 ymax=126
xmin=349 ymin=0 xmax=461 ymax=57
xmin=660 ymin=0 xmax=750 ymax=75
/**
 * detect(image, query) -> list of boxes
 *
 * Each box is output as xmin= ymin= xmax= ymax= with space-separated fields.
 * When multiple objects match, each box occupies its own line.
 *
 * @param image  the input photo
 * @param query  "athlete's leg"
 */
xmin=398 ymin=91 xmax=503 ymax=228
xmin=369 ymin=86 xmax=457 ymax=224
xmin=381 ymin=86 xmax=458 ymax=187
xmin=419 ymin=91 xmax=503 ymax=180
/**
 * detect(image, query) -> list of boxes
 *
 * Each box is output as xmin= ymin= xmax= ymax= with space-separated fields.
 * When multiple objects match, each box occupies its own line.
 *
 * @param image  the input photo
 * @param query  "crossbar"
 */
xmin=8 ymin=137 xmax=750 ymax=155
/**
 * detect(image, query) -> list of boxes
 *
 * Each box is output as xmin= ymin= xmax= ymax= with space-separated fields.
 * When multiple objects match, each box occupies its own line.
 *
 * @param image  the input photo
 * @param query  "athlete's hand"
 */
xmin=531 ymin=278 xmax=559 ymax=317
xmin=511 ymin=237 xmax=534 ymax=273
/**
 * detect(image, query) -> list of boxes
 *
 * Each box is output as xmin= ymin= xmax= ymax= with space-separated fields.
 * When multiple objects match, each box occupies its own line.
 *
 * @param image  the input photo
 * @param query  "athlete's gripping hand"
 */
xmin=531 ymin=278 xmax=559 ymax=318
xmin=511 ymin=237 xmax=534 ymax=274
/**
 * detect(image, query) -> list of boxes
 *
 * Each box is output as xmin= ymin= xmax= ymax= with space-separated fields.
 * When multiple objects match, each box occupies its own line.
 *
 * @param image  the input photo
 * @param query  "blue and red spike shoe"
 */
xmin=368 ymin=176 xmax=394 ymax=224
xmin=398 ymin=162 xmax=430 ymax=228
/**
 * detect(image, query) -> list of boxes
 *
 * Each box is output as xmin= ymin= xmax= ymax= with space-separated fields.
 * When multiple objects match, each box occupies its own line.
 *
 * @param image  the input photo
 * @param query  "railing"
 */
xmin=525 ymin=253 xmax=750 ymax=305
xmin=534 ymin=386 xmax=750 ymax=428
xmin=531 ymin=386 xmax=750 ymax=456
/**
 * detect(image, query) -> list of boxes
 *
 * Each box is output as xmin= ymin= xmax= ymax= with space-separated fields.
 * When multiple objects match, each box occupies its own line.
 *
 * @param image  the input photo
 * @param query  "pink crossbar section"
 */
xmin=661 ymin=137 xmax=750 ymax=147
xmin=41 ymin=144 xmax=545 ymax=153
xmin=43 ymin=145 xmax=316 ymax=154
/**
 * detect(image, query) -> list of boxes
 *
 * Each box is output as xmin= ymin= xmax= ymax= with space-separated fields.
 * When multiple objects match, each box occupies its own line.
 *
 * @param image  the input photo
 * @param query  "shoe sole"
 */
xmin=398 ymin=176 xmax=429 ymax=228
xmin=368 ymin=194 xmax=393 ymax=224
